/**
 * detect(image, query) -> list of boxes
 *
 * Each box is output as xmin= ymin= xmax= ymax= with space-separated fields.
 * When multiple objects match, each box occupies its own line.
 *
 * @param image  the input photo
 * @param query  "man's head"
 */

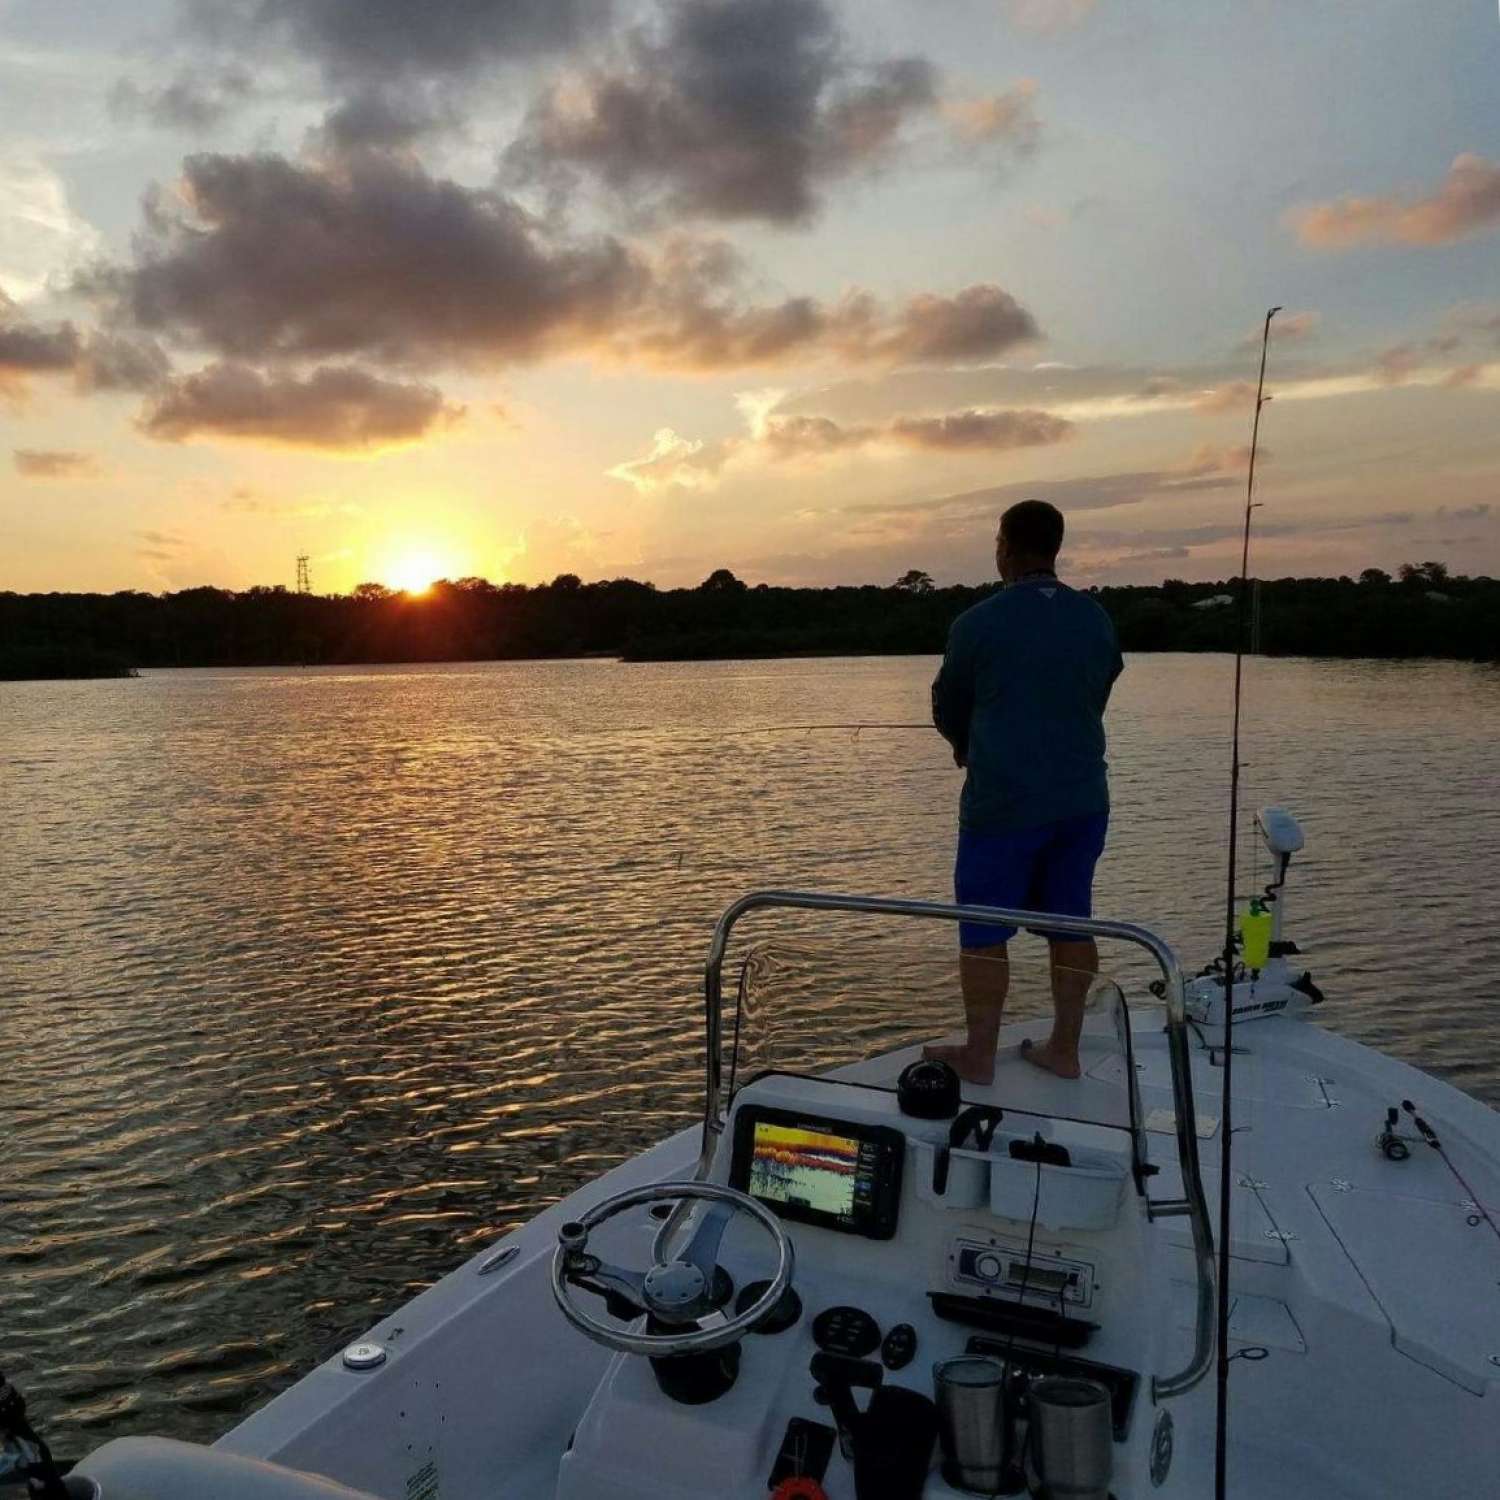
xmin=996 ymin=499 xmax=1064 ymax=582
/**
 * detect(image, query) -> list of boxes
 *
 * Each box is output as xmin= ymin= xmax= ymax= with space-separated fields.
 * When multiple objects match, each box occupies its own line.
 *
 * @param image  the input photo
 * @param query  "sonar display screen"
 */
xmin=748 ymin=1122 xmax=864 ymax=1218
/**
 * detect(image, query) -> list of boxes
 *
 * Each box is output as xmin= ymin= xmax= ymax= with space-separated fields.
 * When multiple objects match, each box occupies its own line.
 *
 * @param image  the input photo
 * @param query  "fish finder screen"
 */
xmin=748 ymin=1122 xmax=866 ymax=1218
xmin=732 ymin=1107 xmax=903 ymax=1239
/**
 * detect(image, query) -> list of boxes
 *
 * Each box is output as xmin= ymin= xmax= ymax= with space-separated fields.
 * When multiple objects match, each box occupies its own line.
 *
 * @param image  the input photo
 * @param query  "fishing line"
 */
xmin=1402 ymin=1101 xmax=1500 ymax=1249
xmin=1214 ymin=305 xmax=1280 ymax=1500
xmin=724 ymin=723 xmax=932 ymax=736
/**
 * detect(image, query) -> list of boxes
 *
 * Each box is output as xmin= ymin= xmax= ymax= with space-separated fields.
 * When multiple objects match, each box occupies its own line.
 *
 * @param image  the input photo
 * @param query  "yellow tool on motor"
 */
xmin=1238 ymin=897 xmax=1273 ymax=972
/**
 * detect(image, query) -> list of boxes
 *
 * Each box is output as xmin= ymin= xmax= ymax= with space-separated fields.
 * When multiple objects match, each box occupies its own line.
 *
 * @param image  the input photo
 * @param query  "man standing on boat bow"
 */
xmin=925 ymin=499 xmax=1123 ymax=1086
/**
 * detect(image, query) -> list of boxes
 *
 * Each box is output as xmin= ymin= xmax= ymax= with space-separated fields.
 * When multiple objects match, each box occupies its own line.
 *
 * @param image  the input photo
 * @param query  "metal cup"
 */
xmin=1028 ymin=1376 xmax=1112 ymax=1500
xmin=933 ymin=1354 xmax=1007 ymax=1494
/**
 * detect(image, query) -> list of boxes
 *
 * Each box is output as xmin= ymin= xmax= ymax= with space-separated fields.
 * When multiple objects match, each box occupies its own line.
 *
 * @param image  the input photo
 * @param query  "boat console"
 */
xmin=554 ymin=1059 xmax=1167 ymax=1498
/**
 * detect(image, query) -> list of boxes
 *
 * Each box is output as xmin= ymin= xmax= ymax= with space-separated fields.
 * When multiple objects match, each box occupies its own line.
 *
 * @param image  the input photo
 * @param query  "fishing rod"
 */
xmin=725 ymin=723 xmax=931 ymax=736
xmin=1214 ymin=304 xmax=1280 ymax=1500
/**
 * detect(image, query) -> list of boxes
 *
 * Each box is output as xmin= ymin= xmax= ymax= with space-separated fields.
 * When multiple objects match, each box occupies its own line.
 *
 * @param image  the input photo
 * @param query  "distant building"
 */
xmin=1191 ymin=594 xmax=1234 ymax=610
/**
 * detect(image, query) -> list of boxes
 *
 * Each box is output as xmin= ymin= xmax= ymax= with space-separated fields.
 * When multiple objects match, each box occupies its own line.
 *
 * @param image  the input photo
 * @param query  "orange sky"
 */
xmin=3 ymin=1 xmax=1497 ymax=594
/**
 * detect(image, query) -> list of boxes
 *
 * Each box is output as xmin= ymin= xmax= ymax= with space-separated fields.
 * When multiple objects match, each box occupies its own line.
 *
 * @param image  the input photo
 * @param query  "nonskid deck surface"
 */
xmin=858 ymin=1008 xmax=1500 ymax=1395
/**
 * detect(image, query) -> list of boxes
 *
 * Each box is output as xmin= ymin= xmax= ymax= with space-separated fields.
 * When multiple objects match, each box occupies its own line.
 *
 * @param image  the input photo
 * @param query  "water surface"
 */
xmin=3 ymin=653 xmax=1497 ymax=1452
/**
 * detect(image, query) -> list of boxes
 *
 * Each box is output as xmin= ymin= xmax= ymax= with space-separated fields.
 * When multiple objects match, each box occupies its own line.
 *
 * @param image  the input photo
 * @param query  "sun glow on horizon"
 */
xmin=384 ymin=550 xmax=452 ymax=595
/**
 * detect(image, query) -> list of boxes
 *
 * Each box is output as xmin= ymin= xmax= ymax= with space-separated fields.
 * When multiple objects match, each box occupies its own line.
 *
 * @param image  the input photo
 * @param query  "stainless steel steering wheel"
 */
xmin=551 ymin=1181 xmax=794 ymax=1357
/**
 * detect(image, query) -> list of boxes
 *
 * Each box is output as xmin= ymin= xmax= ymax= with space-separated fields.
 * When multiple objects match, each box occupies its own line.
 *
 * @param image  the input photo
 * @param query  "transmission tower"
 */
xmin=295 ymin=554 xmax=311 ymax=595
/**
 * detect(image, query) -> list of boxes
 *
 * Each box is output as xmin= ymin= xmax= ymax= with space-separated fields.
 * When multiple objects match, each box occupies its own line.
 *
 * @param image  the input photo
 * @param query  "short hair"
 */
xmin=999 ymin=499 xmax=1064 ymax=561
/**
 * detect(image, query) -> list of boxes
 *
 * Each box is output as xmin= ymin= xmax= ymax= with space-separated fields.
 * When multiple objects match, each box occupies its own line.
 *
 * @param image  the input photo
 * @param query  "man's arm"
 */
xmin=931 ymin=622 xmax=974 ymax=767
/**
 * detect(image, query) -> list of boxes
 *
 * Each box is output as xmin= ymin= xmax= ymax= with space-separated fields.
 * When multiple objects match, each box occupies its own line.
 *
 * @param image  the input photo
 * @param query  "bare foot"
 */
xmin=923 ymin=1041 xmax=996 ymax=1086
xmin=1019 ymin=1037 xmax=1081 ymax=1080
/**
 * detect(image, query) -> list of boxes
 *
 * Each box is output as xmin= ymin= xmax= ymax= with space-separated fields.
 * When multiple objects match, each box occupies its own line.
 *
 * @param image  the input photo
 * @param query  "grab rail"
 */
xmin=698 ymin=890 xmax=1215 ymax=1402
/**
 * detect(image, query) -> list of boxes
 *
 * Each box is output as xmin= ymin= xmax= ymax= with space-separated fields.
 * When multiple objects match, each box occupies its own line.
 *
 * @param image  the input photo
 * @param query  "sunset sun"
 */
xmin=386 ymin=552 xmax=448 ymax=595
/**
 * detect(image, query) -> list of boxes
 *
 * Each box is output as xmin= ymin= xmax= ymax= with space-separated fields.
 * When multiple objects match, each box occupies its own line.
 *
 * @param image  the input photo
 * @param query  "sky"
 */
xmin=1 ymin=0 xmax=1497 ymax=594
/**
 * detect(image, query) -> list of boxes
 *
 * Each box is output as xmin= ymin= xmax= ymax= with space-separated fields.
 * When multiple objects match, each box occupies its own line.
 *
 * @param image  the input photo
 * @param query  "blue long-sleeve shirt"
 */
xmin=932 ymin=575 xmax=1123 ymax=832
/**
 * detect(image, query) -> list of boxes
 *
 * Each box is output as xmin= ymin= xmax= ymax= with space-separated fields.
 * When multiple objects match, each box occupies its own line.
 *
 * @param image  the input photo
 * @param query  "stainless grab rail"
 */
xmin=698 ymin=890 xmax=1215 ymax=1403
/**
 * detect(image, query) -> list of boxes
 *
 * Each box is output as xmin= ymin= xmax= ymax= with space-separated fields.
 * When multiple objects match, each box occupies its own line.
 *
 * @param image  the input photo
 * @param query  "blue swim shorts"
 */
xmin=954 ymin=811 xmax=1109 ymax=949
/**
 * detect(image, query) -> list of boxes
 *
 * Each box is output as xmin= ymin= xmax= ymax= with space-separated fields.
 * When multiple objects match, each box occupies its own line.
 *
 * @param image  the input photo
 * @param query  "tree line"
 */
xmin=1 ymin=561 xmax=1495 ymax=679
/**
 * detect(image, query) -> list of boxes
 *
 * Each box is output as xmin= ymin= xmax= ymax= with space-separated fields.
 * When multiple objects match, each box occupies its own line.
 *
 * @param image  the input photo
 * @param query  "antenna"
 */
xmin=1214 ymin=305 xmax=1279 ymax=1500
xmin=295 ymin=554 xmax=311 ymax=595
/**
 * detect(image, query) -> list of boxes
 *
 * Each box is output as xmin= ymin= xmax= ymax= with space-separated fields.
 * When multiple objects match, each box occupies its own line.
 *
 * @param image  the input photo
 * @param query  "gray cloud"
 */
xmin=844 ymin=460 xmax=1240 ymax=523
xmin=887 ymin=408 xmax=1071 ymax=451
xmin=110 ymin=66 xmax=254 ymax=132
xmin=611 ymin=403 xmax=1072 ymax=491
xmin=759 ymin=405 xmax=1071 ymax=458
xmin=192 ymin=0 xmax=606 ymax=85
xmin=139 ymin=362 xmax=462 ymax=449
xmin=13 ymin=448 xmax=98 ymax=478
xmin=1 ymin=293 xmax=169 ymax=397
xmin=0 ymin=303 xmax=81 ymax=395
xmin=506 ymin=0 xmax=939 ymax=224
xmin=831 ymin=286 xmax=1039 ymax=364
xmin=86 ymin=153 xmax=1041 ymax=374
xmin=312 ymin=89 xmax=458 ymax=154
xmin=74 ymin=331 xmax=172 ymax=392
xmin=89 ymin=152 xmax=648 ymax=367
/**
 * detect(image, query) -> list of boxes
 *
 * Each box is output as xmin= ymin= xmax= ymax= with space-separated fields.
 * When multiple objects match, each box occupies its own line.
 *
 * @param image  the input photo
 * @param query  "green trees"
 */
xmin=2 ymin=563 xmax=1494 ymax=674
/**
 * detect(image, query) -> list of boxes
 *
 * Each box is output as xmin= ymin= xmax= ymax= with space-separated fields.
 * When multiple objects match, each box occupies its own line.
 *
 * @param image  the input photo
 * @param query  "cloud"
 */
xmin=1374 ymin=344 xmax=1421 ymax=385
xmin=13 ymin=448 xmax=98 ymax=478
xmin=1182 ymin=443 xmax=1256 ymax=474
xmin=826 ymin=285 xmax=1039 ymax=364
xmin=1292 ymin=153 xmax=1500 ymax=249
xmin=1444 ymin=364 xmax=1483 ymax=388
xmin=1190 ymin=380 xmax=1257 ymax=414
xmin=885 ymin=408 xmax=1072 ymax=450
xmin=1235 ymin=309 xmax=1320 ymax=350
xmin=505 ymin=0 xmax=940 ymax=224
xmin=110 ymin=67 xmax=254 ymax=132
xmin=87 ymin=153 xmax=1040 ymax=374
xmin=943 ymin=82 xmax=1041 ymax=153
xmin=607 ymin=427 xmax=732 ymax=492
xmin=74 ymin=331 xmax=172 ymax=393
xmin=312 ymin=90 xmax=458 ymax=154
xmin=609 ymin=402 xmax=1072 ymax=492
xmin=139 ymin=362 xmax=463 ymax=450
xmin=845 ymin=461 xmax=1241 ymax=523
xmin=219 ymin=487 xmax=365 ymax=519
xmin=0 ymin=156 xmax=105 ymax=303
xmin=0 ymin=306 xmax=80 ymax=398
xmin=89 ymin=152 xmax=649 ymax=366
xmin=193 ymin=0 xmax=607 ymax=86
xmin=0 ymin=298 xmax=168 ymax=400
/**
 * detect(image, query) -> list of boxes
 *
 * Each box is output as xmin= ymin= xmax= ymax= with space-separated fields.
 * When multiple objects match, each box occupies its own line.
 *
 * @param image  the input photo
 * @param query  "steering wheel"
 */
xmin=551 ymin=1181 xmax=794 ymax=1357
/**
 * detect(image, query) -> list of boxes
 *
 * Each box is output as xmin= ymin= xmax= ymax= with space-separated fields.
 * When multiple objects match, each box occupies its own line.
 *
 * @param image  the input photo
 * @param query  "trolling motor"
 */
xmin=0 ymin=1373 xmax=72 ymax=1500
xmin=1184 ymin=807 xmax=1325 ymax=1027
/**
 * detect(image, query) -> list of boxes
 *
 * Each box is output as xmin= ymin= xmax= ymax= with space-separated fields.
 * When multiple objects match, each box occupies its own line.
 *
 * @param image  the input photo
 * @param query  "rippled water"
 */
xmin=3 ymin=654 xmax=1497 ymax=1455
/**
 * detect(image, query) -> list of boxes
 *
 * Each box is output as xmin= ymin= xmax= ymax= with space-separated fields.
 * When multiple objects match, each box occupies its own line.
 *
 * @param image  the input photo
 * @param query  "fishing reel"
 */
xmin=0 ymin=1372 xmax=71 ymax=1500
xmin=1377 ymin=1107 xmax=1411 ymax=1162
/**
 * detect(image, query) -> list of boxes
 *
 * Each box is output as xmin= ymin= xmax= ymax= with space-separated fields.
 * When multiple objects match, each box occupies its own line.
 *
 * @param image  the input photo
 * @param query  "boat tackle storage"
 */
xmin=64 ymin=818 xmax=1500 ymax=1499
